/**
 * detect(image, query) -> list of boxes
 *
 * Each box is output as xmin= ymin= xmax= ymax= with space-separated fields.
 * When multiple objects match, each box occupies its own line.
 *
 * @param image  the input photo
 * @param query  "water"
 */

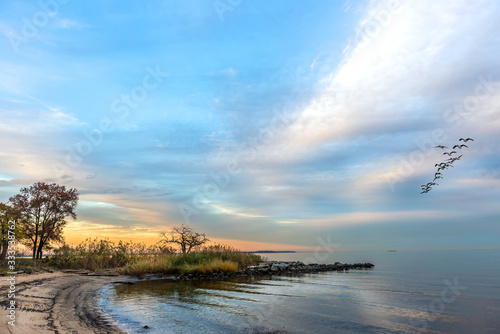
xmin=101 ymin=250 xmax=500 ymax=333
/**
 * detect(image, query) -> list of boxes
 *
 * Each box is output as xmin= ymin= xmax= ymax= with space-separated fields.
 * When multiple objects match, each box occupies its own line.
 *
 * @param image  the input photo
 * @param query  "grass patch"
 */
xmin=0 ymin=257 xmax=52 ymax=274
xmin=122 ymin=243 xmax=261 ymax=276
xmin=179 ymin=259 xmax=239 ymax=275
xmin=0 ymin=239 xmax=263 ymax=276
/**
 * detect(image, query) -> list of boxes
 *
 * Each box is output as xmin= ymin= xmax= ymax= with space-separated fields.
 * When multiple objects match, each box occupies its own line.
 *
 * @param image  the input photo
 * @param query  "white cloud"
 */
xmin=219 ymin=0 xmax=499 ymax=199
xmin=56 ymin=18 xmax=90 ymax=29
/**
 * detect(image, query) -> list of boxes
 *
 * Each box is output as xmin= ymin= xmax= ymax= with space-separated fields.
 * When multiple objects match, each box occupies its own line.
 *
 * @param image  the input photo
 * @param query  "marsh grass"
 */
xmin=48 ymin=238 xmax=167 ymax=270
xmin=0 ymin=257 xmax=52 ymax=274
xmin=29 ymin=239 xmax=264 ymax=276
xmin=122 ymin=243 xmax=260 ymax=276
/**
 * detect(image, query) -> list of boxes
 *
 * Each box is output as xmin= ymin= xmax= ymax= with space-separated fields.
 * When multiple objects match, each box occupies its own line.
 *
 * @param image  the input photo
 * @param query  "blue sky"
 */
xmin=1 ymin=0 xmax=499 ymax=251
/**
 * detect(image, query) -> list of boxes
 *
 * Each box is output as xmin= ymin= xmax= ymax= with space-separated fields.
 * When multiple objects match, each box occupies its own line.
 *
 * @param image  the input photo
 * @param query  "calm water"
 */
xmin=100 ymin=250 xmax=500 ymax=333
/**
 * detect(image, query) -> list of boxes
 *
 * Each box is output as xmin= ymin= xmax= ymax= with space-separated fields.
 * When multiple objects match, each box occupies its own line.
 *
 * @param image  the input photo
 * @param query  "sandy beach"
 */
xmin=0 ymin=272 xmax=130 ymax=334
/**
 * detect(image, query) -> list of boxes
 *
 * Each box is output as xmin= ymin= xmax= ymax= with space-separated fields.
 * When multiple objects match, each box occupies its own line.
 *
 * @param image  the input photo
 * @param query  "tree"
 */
xmin=160 ymin=224 xmax=209 ymax=254
xmin=0 ymin=203 xmax=22 ymax=261
xmin=9 ymin=182 xmax=79 ymax=259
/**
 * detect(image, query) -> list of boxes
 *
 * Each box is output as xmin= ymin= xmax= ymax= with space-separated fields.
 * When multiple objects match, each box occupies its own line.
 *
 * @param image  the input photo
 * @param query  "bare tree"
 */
xmin=160 ymin=224 xmax=209 ymax=254
xmin=9 ymin=182 xmax=79 ymax=259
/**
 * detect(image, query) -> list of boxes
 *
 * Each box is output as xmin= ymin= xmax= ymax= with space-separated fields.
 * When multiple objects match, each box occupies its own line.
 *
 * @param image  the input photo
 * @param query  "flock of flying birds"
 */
xmin=420 ymin=137 xmax=474 ymax=194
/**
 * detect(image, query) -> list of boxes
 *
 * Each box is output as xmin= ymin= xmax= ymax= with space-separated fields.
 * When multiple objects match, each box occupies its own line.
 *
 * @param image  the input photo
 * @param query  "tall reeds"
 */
xmin=46 ymin=239 xmax=262 ymax=276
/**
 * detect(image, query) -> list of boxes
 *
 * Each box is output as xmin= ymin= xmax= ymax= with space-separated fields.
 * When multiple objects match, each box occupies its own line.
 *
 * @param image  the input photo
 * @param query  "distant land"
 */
xmin=248 ymin=250 xmax=296 ymax=254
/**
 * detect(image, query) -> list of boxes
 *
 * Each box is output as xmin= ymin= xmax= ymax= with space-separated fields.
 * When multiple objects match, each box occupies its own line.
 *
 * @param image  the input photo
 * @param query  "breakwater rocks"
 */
xmin=247 ymin=261 xmax=374 ymax=274
xmin=167 ymin=261 xmax=374 ymax=281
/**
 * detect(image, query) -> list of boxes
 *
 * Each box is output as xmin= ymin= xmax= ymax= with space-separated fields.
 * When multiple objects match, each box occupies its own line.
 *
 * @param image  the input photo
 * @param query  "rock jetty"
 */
xmin=168 ymin=261 xmax=375 ymax=281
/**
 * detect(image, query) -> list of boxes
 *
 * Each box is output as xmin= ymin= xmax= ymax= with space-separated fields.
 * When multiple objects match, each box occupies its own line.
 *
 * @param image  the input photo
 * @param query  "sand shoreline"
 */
xmin=0 ymin=271 xmax=131 ymax=334
xmin=0 ymin=262 xmax=374 ymax=333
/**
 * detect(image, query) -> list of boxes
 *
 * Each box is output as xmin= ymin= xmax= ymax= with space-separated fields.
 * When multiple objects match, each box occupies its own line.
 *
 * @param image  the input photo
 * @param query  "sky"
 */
xmin=0 ymin=0 xmax=499 ymax=251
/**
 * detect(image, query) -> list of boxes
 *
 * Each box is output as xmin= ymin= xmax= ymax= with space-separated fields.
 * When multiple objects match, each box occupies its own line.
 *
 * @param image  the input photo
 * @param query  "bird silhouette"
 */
xmin=422 ymin=137 xmax=473 ymax=194
xmin=437 ymin=164 xmax=454 ymax=171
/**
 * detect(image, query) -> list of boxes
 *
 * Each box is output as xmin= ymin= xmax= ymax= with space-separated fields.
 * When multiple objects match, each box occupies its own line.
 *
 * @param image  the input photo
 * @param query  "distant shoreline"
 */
xmin=247 ymin=250 xmax=296 ymax=253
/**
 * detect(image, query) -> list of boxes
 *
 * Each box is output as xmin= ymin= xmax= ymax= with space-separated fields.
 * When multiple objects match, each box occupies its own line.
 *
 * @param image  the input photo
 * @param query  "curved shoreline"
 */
xmin=0 ymin=262 xmax=374 ymax=333
xmin=0 ymin=272 xmax=131 ymax=333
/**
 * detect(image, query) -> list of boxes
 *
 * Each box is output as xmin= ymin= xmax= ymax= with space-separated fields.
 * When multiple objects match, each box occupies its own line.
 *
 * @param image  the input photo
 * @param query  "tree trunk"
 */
xmin=32 ymin=232 xmax=38 ymax=259
xmin=36 ymin=240 xmax=44 ymax=259
xmin=0 ymin=242 xmax=7 ymax=261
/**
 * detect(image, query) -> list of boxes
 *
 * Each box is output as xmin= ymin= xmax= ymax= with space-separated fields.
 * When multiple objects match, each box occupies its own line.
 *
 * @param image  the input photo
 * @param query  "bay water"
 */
xmin=100 ymin=249 xmax=500 ymax=333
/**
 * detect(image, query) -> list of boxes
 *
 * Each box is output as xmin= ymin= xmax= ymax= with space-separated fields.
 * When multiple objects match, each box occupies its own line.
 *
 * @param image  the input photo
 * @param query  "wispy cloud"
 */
xmin=55 ymin=18 xmax=90 ymax=29
xmin=0 ymin=0 xmax=499 ymax=250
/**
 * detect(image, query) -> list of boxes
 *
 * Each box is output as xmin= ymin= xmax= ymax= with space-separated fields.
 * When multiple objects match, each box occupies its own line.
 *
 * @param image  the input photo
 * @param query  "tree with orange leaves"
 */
xmin=9 ymin=182 xmax=79 ymax=259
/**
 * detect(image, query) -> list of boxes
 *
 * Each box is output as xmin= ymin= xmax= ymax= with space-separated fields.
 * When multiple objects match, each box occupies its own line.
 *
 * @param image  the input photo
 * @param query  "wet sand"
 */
xmin=0 ymin=272 xmax=130 ymax=334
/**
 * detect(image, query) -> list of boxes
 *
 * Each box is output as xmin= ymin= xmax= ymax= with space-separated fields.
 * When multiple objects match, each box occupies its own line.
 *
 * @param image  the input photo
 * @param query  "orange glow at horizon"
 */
xmin=63 ymin=221 xmax=316 ymax=252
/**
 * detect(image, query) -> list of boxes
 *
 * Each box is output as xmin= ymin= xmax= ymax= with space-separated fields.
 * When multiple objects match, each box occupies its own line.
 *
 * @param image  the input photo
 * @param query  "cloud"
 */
xmin=55 ymin=18 xmax=90 ymax=29
xmin=1 ymin=0 xmax=499 ymax=250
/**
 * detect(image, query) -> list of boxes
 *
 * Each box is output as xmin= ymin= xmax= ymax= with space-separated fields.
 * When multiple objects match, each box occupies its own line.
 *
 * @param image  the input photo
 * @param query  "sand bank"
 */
xmin=0 ymin=272 xmax=130 ymax=334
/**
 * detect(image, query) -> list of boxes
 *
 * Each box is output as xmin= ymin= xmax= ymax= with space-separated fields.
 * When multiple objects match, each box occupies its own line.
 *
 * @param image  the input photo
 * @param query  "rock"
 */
xmin=114 ymin=281 xmax=135 ymax=285
xmin=143 ymin=325 xmax=151 ymax=329
xmin=155 ymin=261 xmax=374 ymax=282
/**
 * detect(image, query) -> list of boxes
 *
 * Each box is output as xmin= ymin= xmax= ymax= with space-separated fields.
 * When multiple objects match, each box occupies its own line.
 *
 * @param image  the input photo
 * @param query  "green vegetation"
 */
xmin=0 ymin=238 xmax=262 ymax=276
xmin=0 ymin=257 xmax=52 ymax=273
xmin=1 ymin=194 xmax=262 ymax=277
xmin=123 ymin=243 xmax=260 ymax=276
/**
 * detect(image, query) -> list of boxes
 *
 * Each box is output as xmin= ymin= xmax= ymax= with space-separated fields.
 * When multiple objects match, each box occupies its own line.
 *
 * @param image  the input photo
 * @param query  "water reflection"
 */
xmin=102 ymin=251 xmax=500 ymax=334
xmin=105 ymin=275 xmax=294 ymax=333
